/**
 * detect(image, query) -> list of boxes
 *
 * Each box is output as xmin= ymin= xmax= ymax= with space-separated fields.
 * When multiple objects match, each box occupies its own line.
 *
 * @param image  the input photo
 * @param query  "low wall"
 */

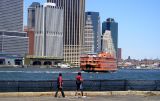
xmin=0 ymin=80 xmax=160 ymax=92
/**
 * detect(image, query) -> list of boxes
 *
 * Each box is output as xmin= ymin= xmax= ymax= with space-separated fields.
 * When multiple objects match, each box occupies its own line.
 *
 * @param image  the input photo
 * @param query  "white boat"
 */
xmin=58 ymin=63 xmax=70 ymax=68
xmin=136 ymin=66 xmax=141 ymax=69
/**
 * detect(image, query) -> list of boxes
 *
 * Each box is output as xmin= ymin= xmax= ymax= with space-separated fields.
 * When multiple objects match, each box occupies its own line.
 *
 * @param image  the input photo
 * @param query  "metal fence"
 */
xmin=0 ymin=80 xmax=160 ymax=92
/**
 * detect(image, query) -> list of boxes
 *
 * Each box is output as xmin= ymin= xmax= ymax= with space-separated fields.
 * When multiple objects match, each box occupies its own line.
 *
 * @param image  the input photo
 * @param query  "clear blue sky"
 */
xmin=24 ymin=0 xmax=160 ymax=60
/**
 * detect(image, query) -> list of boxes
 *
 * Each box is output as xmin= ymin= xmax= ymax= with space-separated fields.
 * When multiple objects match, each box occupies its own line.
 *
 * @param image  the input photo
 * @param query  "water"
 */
xmin=0 ymin=67 xmax=160 ymax=81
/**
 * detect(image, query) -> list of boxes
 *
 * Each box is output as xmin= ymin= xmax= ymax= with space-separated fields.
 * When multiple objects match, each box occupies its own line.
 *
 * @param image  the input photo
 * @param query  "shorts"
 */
xmin=76 ymin=83 xmax=83 ymax=90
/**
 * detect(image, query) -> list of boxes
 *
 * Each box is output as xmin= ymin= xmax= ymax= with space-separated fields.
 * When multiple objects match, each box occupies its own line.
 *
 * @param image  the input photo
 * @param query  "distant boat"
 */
xmin=80 ymin=52 xmax=117 ymax=72
xmin=136 ymin=66 xmax=141 ymax=69
xmin=58 ymin=64 xmax=70 ymax=68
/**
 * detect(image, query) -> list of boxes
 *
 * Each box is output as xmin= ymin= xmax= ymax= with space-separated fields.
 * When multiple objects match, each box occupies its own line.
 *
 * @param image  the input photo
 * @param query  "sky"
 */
xmin=24 ymin=0 xmax=160 ymax=60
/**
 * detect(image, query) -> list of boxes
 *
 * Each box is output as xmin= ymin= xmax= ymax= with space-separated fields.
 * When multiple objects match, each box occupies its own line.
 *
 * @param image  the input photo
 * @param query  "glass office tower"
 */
xmin=102 ymin=18 xmax=118 ymax=58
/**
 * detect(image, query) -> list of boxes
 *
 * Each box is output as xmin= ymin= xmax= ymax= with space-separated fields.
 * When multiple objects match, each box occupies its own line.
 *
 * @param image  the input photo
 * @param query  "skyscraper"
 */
xmin=0 ymin=31 xmax=28 ymax=56
xmin=34 ymin=3 xmax=64 ymax=58
xmin=102 ymin=18 xmax=118 ymax=57
xmin=84 ymin=12 xmax=101 ymax=54
xmin=27 ymin=2 xmax=41 ymax=56
xmin=102 ymin=30 xmax=116 ymax=57
xmin=47 ymin=0 xmax=85 ymax=66
xmin=28 ymin=2 xmax=40 ymax=29
xmin=0 ymin=0 xmax=23 ymax=31
xmin=83 ymin=14 xmax=94 ymax=54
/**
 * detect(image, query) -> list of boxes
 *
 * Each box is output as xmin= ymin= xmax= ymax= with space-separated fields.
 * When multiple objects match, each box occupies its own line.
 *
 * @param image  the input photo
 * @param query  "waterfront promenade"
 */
xmin=0 ymin=91 xmax=160 ymax=101
xmin=0 ymin=96 xmax=159 ymax=101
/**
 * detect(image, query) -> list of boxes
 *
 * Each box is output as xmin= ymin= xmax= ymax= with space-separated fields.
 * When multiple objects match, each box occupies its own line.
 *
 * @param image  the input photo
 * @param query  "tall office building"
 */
xmin=0 ymin=31 xmax=28 ymax=65
xmin=0 ymin=0 xmax=23 ymax=31
xmin=0 ymin=31 xmax=28 ymax=56
xmin=34 ymin=3 xmax=64 ymax=58
xmin=102 ymin=30 xmax=116 ymax=57
xmin=83 ymin=14 xmax=94 ymax=54
xmin=28 ymin=2 xmax=40 ymax=29
xmin=84 ymin=12 xmax=101 ymax=54
xmin=27 ymin=2 xmax=41 ymax=56
xmin=102 ymin=18 xmax=118 ymax=58
xmin=47 ymin=0 xmax=85 ymax=66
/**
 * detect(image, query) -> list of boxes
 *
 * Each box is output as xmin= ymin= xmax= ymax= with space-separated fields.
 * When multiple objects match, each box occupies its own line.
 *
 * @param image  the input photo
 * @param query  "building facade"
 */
xmin=83 ymin=14 xmax=94 ymax=54
xmin=34 ymin=3 xmax=64 ymax=58
xmin=28 ymin=2 xmax=40 ymax=30
xmin=0 ymin=31 xmax=28 ymax=57
xmin=84 ymin=12 xmax=101 ymax=54
xmin=102 ymin=18 xmax=118 ymax=58
xmin=24 ymin=27 xmax=34 ymax=56
xmin=0 ymin=31 xmax=28 ymax=56
xmin=118 ymin=48 xmax=122 ymax=61
xmin=47 ymin=0 xmax=85 ymax=66
xmin=0 ymin=0 xmax=23 ymax=32
xmin=102 ymin=30 xmax=116 ymax=57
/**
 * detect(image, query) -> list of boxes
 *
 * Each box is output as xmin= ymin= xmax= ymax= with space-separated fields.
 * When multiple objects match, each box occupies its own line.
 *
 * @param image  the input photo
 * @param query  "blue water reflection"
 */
xmin=0 ymin=67 xmax=160 ymax=81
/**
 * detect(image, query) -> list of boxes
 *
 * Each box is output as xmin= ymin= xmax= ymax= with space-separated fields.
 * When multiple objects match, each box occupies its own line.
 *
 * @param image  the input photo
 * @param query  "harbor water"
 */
xmin=0 ymin=67 xmax=160 ymax=81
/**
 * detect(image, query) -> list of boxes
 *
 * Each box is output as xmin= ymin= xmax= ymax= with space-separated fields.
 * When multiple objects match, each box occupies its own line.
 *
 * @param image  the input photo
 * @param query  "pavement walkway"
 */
xmin=0 ymin=91 xmax=160 ymax=101
xmin=0 ymin=95 xmax=160 ymax=101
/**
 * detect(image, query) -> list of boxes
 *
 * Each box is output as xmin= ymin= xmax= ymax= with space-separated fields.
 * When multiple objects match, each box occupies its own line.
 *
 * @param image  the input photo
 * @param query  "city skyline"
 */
xmin=24 ymin=0 xmax=160 ymax=60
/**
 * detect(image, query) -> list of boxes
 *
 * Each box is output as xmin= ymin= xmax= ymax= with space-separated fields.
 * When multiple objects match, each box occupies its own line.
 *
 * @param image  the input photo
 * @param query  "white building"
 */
xmin=34 ymin=3 xmax=64 ymax=58
xmin=83 ymin=14 xmax=94 ymax=54
xmin=102 ymin=30 xmax=116 ymax=57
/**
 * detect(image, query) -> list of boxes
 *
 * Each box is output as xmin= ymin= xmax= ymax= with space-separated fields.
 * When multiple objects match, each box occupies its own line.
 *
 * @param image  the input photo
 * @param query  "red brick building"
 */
xmin=24 ymin=27 xmax=34 ymax=55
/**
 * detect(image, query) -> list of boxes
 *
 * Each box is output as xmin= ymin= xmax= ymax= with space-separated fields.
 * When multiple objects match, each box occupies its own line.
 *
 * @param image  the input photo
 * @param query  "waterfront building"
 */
xmin=0 ymin=0 xmax=23 ymax=32
xmin=83 ymin=12 xmax=101 ymax=54
xmin=102 ymin=30 xmax=116 ymax=57
xmin=28 ymin=2 xmax=40 ymax=30
xmin=47 ymin=0 xmax=85 ymax=66
xmin=0 ymin=31 xmax=28 ymax=65
xmin=102 ymin=18 xmax=118 ymax=58
xmin=34 ymin=3 xmax=64 ymax=58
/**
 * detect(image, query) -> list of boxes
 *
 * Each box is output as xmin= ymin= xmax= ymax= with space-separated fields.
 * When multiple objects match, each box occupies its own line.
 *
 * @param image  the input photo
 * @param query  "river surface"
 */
xmin=0 ymin=67 xmax=160 ymax=81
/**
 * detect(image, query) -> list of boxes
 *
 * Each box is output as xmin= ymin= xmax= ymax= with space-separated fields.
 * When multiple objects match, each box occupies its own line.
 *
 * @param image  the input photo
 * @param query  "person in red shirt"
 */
xmin=55 ymin=73 xmax=65 ymax=97
xmin=75 ymin=72 xmax=83 ymax=96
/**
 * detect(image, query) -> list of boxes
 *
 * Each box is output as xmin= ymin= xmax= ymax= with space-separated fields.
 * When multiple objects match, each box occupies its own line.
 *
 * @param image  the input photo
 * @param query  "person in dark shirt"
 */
xmin=75 ymin=72 xmax=83 ymax=96
xmin=55 ymin=73 xmax=65 ymax=97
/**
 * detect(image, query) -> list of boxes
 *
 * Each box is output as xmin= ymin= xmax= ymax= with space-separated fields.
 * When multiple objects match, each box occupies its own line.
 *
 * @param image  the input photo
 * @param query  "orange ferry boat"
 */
xmin=80 ymin=52 xmax=117 ymax=72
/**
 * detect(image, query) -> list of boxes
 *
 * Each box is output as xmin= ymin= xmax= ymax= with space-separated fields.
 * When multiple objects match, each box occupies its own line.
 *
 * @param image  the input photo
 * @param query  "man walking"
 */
xmin=75 ymin=72 xmax=83 ymax=96
xmin=55 ymin=73 xmax=65 ymax=97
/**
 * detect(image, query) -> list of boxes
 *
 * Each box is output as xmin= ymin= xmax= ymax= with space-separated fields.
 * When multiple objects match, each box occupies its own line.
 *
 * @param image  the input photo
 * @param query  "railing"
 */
xmin=0 ymin=80 xmax=160 ymax=92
